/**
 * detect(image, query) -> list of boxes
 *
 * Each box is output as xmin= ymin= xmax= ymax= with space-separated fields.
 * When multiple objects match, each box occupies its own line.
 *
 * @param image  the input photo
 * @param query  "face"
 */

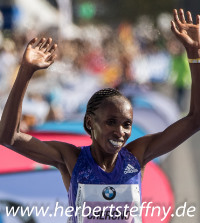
xmin=90 ymin=96 xmax=133 ymax=155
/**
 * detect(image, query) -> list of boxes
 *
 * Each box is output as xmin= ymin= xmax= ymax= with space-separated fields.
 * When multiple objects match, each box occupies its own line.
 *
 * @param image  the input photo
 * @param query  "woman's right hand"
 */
xmin=22 ymin=37 xmax=57 ymax=72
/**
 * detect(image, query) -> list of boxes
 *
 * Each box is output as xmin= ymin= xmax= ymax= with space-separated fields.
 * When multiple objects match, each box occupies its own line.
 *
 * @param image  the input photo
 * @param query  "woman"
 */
xmin=0 ymin=9 xmax=200 ymax=222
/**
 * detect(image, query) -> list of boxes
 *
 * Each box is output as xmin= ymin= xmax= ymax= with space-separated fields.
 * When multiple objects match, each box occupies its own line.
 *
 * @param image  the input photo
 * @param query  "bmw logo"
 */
xmin=102 ymin=186 xmax=116 ymax=200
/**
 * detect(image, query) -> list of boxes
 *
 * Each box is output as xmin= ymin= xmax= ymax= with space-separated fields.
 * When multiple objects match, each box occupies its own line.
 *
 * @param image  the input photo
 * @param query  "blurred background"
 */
xmin=0 ymin=0 xmax=200 ymax=222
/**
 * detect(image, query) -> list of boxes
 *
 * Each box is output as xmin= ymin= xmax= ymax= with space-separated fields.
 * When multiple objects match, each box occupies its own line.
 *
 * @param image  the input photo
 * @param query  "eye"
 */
xmin=123 ymin=121 xmax=132 ymax=129
xmin=106 ymin=119 xmax=116 ymax=126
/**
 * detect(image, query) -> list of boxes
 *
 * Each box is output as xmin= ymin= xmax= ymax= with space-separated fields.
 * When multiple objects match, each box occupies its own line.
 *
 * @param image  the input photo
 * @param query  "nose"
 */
xmin=113 ymin=125 xmax=125 ymax=138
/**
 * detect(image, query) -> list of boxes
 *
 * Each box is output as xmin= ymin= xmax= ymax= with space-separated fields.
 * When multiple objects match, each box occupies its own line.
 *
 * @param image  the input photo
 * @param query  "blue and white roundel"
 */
xmin=102 ymin=186 xmax=116 ymax=200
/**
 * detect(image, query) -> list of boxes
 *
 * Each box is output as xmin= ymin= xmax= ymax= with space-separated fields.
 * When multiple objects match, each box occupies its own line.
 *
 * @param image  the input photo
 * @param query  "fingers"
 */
xmin=40 ymin=38 xmax=52 ymax=52
xmin=196 ymin=15 xmax=200 ymax=25
xmin=186 ymin=11 xmax=193 ymax=24
xmin=171 ymin=21 xmax=181 ymax=36
xmin=173 ymin=9 xmax=181 ymax=27
xmin=173 ymin=9 xmax=192 ymax=25
xmin=179 ymin=9 xmax=186 ymax=23
xmin=47 ymin=43 xmax=57 ymax=54
xmin=33 ymin=37 xmax=57 ymax=54
xmin=173 ymin=8 xmax=198 ymax=25
xmin=45 ymin=44 xmax=57 ymax=63
xmin=46 ymin=54 xmax=57 ymax=64
xmin=44 ymin=43 xmax=57 ymax=67
xmin=27 ymin=38 xmax=38 ymax=49
xmin=35 ymin=38 xmax=46 ymax=49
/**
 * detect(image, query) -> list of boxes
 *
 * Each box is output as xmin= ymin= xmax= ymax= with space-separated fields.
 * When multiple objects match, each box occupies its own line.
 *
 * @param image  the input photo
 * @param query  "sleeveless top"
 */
xmin=68 ymin=146 xmax=141 ymax=223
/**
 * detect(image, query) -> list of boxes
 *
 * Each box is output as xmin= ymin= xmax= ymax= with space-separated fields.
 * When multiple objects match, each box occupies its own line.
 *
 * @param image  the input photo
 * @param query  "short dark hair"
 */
xmin=84 ymin=88 xmax=124 ymax=135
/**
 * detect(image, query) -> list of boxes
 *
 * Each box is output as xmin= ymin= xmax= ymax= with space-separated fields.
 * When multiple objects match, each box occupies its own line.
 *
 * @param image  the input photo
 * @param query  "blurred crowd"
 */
xmin=0 ymin=10 xmax=191 ymax=131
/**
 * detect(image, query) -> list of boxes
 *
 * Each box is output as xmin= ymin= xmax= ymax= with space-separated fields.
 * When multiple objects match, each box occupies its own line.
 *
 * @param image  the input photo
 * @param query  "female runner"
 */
xmin=0 ymin=9 xmax=200 ymax=222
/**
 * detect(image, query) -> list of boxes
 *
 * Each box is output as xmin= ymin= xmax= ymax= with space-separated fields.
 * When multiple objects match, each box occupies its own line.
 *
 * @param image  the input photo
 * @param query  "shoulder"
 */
xmin=121 ymin=147 xmax=141 ymax=167
xmin=125 ymin=134 xmax=155 ymax=167
xmin=45 ymin=141 xmax=81 ymax=168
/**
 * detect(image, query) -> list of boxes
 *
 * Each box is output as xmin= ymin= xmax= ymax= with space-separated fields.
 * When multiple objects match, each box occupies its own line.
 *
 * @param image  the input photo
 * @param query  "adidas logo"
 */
xmin=124 ymin=164 xmax=138 ymax=174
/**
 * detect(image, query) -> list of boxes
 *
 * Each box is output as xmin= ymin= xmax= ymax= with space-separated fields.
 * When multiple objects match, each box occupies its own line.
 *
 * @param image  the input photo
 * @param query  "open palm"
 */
xmin=172 ymin=9 xmax=200 ymax=52
xmin=22 ymin=37 xmax=57 ymax=71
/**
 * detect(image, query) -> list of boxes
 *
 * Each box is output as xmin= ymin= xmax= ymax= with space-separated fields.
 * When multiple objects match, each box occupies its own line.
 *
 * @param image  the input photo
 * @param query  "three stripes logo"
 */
xmin=124 ymin=164 xmax=138 ymax=174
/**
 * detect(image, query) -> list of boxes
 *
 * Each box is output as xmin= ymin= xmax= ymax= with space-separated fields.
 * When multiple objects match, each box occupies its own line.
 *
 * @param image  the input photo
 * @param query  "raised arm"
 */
xmin=126 ymin=9 xmax=200 ymax=166
xmin=172 ymin=9 xmax=200 ymax=116
xmin=0 ymin=38 xmax=79 ymax=170
xmin=0 ymin=38 xmax=56 ymax=143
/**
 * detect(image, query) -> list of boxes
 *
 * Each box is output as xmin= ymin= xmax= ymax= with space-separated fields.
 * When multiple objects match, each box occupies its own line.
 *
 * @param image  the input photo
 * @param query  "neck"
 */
xmin=90 ymin=145 xmax=119 ymax=173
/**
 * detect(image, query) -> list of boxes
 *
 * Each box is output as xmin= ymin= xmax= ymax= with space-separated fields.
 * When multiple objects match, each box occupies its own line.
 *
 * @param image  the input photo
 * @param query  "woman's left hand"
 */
xmin=171 ymin=9 xmax=200 ymax=58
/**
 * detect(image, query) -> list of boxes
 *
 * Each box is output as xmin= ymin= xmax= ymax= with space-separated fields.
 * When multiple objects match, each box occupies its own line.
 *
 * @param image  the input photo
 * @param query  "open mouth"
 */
xmin=109 ymin=139 xmax=123 ymax=147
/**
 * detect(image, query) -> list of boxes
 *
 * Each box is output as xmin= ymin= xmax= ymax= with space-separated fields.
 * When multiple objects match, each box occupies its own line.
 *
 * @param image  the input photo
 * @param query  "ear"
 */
xmin=85 ymin=114 xmax=93 ymax=130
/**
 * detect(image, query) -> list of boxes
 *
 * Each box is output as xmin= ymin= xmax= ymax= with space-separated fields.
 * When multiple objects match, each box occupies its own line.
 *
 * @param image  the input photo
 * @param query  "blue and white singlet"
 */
xmin=68 ymin=146 xmax=142 ymax=223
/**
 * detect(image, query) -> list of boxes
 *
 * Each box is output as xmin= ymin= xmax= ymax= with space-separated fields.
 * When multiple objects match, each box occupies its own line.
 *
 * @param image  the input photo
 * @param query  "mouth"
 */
xmin=109 ymin=139 xmax=124 ymax=148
